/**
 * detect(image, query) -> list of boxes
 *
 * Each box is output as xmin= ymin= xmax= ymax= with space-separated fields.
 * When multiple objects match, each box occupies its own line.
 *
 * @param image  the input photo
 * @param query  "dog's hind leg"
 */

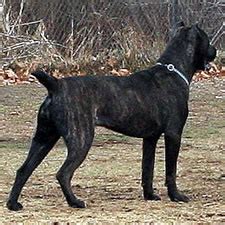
xmin=56 ymin=125 xmax=94 ymax=208
xmin=142 ymin=137 xmax=161 ymax=201
xmin=7 ymin=120 xmax=60 ymax=211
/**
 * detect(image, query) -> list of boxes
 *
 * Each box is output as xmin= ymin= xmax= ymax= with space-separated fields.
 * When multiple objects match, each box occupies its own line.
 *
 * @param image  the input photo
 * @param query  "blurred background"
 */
xmin=0 ymin=0 xmax=224 ymax=76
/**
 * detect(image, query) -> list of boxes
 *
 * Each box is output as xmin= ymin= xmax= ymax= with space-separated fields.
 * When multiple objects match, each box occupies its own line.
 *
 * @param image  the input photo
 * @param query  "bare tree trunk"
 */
xmin=0 ymin=0 xmax=3 ymax=68
xmin=0 ymin=0 xmax=3 ymax=32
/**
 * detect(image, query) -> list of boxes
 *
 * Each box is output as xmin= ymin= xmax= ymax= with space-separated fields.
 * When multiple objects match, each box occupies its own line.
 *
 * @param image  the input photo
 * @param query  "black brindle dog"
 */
xmin=7 ymin=23 xmax=216 ymax=211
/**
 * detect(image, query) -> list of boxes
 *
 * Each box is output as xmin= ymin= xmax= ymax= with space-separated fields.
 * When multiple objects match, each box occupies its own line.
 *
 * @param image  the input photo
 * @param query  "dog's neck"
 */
xmin=158 ymin=41 xmax=197 ymax=83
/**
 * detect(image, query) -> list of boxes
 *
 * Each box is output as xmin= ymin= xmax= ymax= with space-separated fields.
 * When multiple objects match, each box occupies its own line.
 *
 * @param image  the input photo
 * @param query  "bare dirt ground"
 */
xmin=0 ymin=79 xmax=224 ymax=223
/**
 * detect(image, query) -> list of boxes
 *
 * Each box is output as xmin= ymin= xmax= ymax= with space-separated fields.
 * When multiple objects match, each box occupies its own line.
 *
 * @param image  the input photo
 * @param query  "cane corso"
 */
xmin=7 ymin=23 xmax=216 ymax=210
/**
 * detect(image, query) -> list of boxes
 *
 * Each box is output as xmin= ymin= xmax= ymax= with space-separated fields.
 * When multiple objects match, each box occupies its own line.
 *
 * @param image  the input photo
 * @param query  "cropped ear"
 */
xmin=170 ymin=21 xmax=185 ymax=39
xmin=188 ymin=24 xmax=200 ymax=41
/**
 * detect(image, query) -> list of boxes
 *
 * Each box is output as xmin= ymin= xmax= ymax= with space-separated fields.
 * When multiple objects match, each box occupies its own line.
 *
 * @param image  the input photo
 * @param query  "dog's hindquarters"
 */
xmin=38 ymin=75 xmax=96 ymax=208
xmin=7 ymin=88 xmax=96 ymax=210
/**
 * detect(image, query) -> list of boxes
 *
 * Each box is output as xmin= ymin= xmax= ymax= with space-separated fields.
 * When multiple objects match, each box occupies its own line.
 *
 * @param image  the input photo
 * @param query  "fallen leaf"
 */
xmin=110 ymin=69 xmax=120 ymax=76
xmin=118 ymin=68 xmax=130 ymax=76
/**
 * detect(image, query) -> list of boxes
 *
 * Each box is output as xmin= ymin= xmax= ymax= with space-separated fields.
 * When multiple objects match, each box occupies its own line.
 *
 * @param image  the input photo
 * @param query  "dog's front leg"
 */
xmin=142 ymin=137 xmax=161 ymax=201
xmin=164 ymin=132 xmax=189 ymax=202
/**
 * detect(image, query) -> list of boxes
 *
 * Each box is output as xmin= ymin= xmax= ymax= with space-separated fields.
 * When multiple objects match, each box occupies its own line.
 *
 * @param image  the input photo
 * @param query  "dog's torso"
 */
xmin=46 ymin=66 xmax=189 ymax=139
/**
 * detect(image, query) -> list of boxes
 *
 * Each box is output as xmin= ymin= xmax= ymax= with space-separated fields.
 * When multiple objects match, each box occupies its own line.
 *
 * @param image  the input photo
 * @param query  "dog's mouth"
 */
xmin=204 ymin=45 xmax=217 ymax=71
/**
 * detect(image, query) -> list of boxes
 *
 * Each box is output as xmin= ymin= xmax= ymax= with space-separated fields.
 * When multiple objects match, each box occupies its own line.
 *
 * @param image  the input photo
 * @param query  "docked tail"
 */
xmin=31 ymin=70 xmax=58 ymax=92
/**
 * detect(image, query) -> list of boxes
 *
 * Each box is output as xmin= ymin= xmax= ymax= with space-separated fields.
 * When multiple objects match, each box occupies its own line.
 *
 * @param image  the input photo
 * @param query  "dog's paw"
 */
xmin=144 ymin=193 xmax=161 ymax=201
xmin=69 ymin=199 xmax=86 ymax=208
xmin=7 ymin=201 xmax=23 ymax=211
xmin=168 ymin=191 xmax=189 ymax=203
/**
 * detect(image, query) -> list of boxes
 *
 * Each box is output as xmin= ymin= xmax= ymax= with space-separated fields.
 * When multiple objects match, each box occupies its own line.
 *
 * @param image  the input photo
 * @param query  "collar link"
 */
xmin=156 ymin=62 xmax=190 ymax=86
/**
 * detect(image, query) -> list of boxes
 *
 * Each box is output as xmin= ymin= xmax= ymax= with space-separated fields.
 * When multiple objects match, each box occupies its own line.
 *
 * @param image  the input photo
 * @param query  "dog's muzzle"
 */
xmin=205 ymin=45 xmax=217 ymax=71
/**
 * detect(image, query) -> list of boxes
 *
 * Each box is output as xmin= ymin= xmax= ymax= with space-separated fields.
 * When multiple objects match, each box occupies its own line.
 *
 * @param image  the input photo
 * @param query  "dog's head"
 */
xmin=173 ymin=23 xmax=217 ymax=72
xmin=189 ymin=24 xmax=216 ymax=71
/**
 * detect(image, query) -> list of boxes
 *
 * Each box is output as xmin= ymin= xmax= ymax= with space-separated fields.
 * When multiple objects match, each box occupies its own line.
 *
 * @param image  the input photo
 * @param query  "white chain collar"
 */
xmin=156 ymin=62 xmax=189 ymax=86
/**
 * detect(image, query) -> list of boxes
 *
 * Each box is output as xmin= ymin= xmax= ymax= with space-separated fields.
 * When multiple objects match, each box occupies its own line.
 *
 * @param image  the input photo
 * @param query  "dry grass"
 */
xmin=2 ymin=25 xmax=165 ymax=76
xmin=0 ymin=78 xmax=224 ymax=223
